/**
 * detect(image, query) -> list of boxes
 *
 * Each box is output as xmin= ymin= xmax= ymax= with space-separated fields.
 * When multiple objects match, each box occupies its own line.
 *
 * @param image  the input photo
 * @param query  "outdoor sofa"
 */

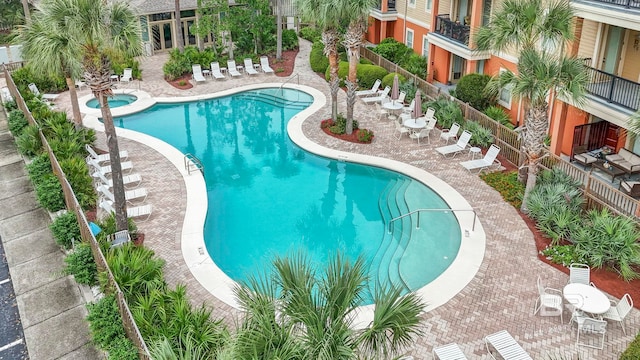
xmin=605 ymin=148 xmax=640 ymax=177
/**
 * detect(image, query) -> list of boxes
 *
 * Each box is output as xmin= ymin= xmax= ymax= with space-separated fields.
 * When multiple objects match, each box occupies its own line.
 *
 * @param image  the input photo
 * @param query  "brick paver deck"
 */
xmin=49 ymin=39 xmax=638 ymax=359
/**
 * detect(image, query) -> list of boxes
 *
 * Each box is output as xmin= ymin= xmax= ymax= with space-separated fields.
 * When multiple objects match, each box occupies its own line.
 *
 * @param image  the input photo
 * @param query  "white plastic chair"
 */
xmin=433 ymin=343 xmax=468 ymax=359
xmin=424 ymin=107 xmax=435 ymax=120
xmin=210 ymin=62 xmax=226 ymax=79
xmin=574 ymin=316 xmax=607 ymax=350
xmin=362 ymin=86 xmax=391 ymax=104
xmin=100 ymin=200 xmax=152 ymax=222
xmin=85 ymin=144 xmax=128 ymax=164
xmin=356 ymin=79 xmax=381 ymax=97
xmin=120 ymin=68 xmax=133 ymax=83
xmin=440 ymin=122 xmax=460 ymax=144
xmin=375 ymin=102 xmax=389 ymax=121
xmin=107 ymin=230 xmax=131 ymax=247
xmin=460 ymin=144 xmax=501 ymax=174
xmin=93 ymin=169 xmax=142 ymax=189
xmin=396 ymin=91 xmax=406 ymax=104
xmin=260 ymin=56 xmax=274 ymax=74
xmin=87 ymin=157 xmax=133 ymax=175
xmin=394 ymin=121 xmax=410 ymax=140
xmin=227 ymin=60 xmax=242 ymax=77
xmin=602 ymin=293 xmax=633 ymax=334
xmin=402 ymin=98 xmax=415 ymax=114
xmin=533 ymin=275 xmax=564 ymax=324
xmin=192 ymin=64 xmax=206 ymax=83
xmin=436 ymin=130 xmax=472 ymax=157
xmin=409 ymin=127 xmax=432 ymax=145
xmin=244 ymin=58 xmax=259 ymax=75
xmin=484 ymin=330 xmax=532 ymax=360
xmin=97 ymin=184 xmax=148 ymax=205
xmin=569 ymin=263 xmax=591 ymax=285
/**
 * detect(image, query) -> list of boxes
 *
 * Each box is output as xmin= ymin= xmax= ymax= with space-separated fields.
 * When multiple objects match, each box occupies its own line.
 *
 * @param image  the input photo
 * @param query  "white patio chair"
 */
xmin=424 ymin=107 xmax=435 ymax=120
xmin=433 ymin=343 xmax=468 ymax=360
xmin=244 ymin=58 xmax=259 ymax=75
xmin=484 ymin=330 xmax=532 ymax=360
xmin=107 ymin=230 xmax=131 ymax=247
xmin=192 ymin=64 xmax=206 ymax=83
xmin=260 ymin=56 xmax=274 ymax=74
xmin=28 ymin=82 xmax=59 ymax=101
xmin=394 ymin=120 xmax=410 ymax=140
xmin=74 ymin=79 xmax=87 ymax=90
xmin=574 ymin=315 xmax=607 ymax=350
xmin=460 ymin=144 xmax=501 ymax=174
xmin=356 ymin=79 xmax=381 ymax=97
xmin=402 ymin=98 xmax=415 ymax=114
xmin=436 ymin=130 xmax=472 ymax=158
xmin=602 ymin=293 xmax=633 ymax=334
xmin=440 ymin=122 xmax=460 ymax=144
xmin=362 ymin=86 xmax=391 ymax=104
xmin=396 ymin=91 xmax=406 ymax=104
xmin=120 ymin=68 xmax=133 ymax=83
xmin=569 ymin=263 xmax=591 ymax=285
xmin=93 ymin=168 xmax=142 ymax=189
xmin=87 ymin=157 xmax=133 ymax=175
xmin=533 ymin=275 xmax=564 ymax=324
xmin=85 ymin=144 xmax=128 ymax=164
xmin=375 ymin=102 xmax=389 ymax=121
xmin=97 ymin=184 xmax=148 ymax=205
xmin=210 ymin=62 xmax=226 ymax=79
xmin=0 ymin=87 xmax=13 ymax=103
xmin=100 ymin=200 xmax=152 ymax=222
xmin=425 ymin=117 xmax=437 ymax=132
xmin=409 ymin=127 xmax=432 ymax=145
xmin=227 ymin=60 xmax=242 ymax=77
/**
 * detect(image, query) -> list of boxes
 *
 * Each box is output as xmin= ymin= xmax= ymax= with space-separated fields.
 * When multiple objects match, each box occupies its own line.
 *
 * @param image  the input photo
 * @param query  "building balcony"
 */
xmin=435 ymin=15 xmax=470 ymax=46
xmin=582 ymin=59 xmax=640 ymax=112
xmin=371 ymin=0 xmax=397 ymax=20
xmin=574 ymin=0 xmax=640 ymax=10
xmin=572 ymin=0 xmax=640 ymax=29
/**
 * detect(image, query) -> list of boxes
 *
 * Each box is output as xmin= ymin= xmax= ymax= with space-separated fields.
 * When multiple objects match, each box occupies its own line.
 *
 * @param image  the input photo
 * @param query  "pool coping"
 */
xmin=82 ymin=83 xmax=486 ymax=328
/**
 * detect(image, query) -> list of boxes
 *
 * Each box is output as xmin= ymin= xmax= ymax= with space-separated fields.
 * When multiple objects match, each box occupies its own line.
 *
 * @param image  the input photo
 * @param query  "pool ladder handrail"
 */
xmin=184 ymin=153 xmax=204 ymax=175
xmin=388 ymin=208 xmax=477 ymax=234
xmin=278 ymin=73 xmax=300 ymax=95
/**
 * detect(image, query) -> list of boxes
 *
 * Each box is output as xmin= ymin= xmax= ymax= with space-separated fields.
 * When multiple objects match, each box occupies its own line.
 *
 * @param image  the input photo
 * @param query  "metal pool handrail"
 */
xmin=388 ymin=208 xmax=477 ymax=234
xmin=184 ymin=153 xmax=204 ymax=175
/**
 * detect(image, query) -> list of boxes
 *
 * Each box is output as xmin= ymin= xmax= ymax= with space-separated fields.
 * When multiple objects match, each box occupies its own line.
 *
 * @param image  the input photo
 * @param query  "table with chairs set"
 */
xmin=534 ymin=263 xmax=634 ymax=350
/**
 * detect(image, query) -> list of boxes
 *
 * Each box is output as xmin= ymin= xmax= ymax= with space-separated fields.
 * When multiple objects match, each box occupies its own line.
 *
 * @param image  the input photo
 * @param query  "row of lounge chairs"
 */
xmin=431 ymin=330 xmax=532 ymax=359
xmin=192 ymin=57 xmax=274 ymax=83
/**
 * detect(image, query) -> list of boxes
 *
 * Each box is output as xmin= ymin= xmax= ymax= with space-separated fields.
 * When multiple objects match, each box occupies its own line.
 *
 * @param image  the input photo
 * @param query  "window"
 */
xmin=425 ymin=0 xmax=432 ymax=12
xmin=409 ymin=0 xmax=416 ymax=7
xmin=422 ymin=36 xmax=429 ymax=57
xmin=406 ymin=29 xmax=414 ymax=49
xmin=497 ymin=68 xmax=513 ymax=109
xmin=150 ymin=12 xmax=172 ymax=21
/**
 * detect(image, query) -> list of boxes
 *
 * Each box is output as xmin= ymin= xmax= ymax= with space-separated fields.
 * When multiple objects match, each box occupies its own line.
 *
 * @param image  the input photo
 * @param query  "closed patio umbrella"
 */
xmin=391 ymin=74 xmax=399 ymax=103
xmin=412 ymin=90 xmax=422 ymax=120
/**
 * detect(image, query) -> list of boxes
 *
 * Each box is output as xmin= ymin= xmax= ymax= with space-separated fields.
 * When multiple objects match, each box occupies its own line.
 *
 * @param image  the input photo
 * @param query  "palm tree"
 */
xmin=21 ymin=0 xmax=30 ymax=21
xmin=627 ymin=111 xmax=640 ymax=137
xmin=340 ymin=0 xmax=377 ymax=135
xmin=175 ymin=0 xmax=185 ymax=51
xmin=474 ymin=0 xmax=588 ymax=210
xmin=231 ymin=252 xmax=424 ymax=359
xmin=295 ymin=0 xmax=342 ymax=122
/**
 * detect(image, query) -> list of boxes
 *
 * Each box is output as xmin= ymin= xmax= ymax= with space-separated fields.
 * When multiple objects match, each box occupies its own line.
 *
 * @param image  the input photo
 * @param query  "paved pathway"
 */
xmin=50 ymin=39 xmax=639 ymax=359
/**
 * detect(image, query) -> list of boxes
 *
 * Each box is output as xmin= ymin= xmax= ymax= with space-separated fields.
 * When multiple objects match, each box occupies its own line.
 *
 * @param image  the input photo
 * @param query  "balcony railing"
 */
xmin=375 ymin=0 xmax=396 ymax=10
xmin=581 ymin=59 xmax=640 ymax=112
xmin=435 ymin=14 xmax=470 ymax=46
xmin=576 ymin=0 xmax=640 ymax=9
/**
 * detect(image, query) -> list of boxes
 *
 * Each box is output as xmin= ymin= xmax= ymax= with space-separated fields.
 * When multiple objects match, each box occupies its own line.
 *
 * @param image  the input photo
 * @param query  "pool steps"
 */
xmin=236 ymin=91 xmax=312 ymax=110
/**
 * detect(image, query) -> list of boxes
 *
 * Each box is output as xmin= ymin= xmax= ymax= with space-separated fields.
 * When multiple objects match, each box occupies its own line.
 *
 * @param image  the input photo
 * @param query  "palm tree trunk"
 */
xmin=175 ymin=0 xmax=184 ymax=51
xmin=21 ymin=0 xmax=30 ymax=21
xmin=343 ymin=21 xmax=363 ymax=135
xmin=323 ymin=30 xmax=339 ymax=122
xmin=520 ymin=105 xmax=549 ymax=212
xmin=276 ymin=0 xmax=282 ymax=60
xmin=345 ymin=80 xmax=356 ymax=134
xmin=65 ymin=77 xmax=82 ymax=127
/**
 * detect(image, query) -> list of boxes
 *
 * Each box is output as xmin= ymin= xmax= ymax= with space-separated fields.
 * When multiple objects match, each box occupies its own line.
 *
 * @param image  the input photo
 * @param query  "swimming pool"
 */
xmin=86 ymin=93 xmax=138 ymax=108
xmin=113 ymin=88 xmax=461 ymax=303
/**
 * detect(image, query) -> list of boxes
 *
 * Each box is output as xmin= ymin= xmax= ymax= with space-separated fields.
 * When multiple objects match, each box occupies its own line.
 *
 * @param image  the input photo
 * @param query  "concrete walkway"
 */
xmin=0 ymin=107 xmax=102 ymax=359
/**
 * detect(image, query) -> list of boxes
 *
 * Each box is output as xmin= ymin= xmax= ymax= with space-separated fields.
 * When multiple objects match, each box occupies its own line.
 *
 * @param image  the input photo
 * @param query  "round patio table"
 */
xmin=383 ymin=101 xmax=404 ymax=120
xmin=403 ymin=118 xmax=426 ymax=130
xmin=563 ymin=283 xmax=610 ymax=315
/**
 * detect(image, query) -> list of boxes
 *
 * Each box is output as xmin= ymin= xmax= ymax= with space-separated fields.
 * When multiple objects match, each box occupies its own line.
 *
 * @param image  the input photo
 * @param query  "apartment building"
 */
xmin=367 ymin=0 xmax=640 ymax=157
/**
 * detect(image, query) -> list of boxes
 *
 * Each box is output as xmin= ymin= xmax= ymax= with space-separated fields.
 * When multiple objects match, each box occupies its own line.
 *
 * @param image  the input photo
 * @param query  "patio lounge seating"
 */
xmin=362 ymin=86 xmax=391 ymax=104
xmin=484 ymin=330 xmax=532 ymax=360
xmin=120 ymin=68 xmax=133 ymax=83
xmin=572 ymin=145 xmax=598 ymax=169
xmin=85 ymin=144 xmax=128 ymax=164
xmin=93 ymin=169 xmax=142 ymax=189
xmin=440 ymin=122 xmax=460 ymax=144
xmin=97 ymin=184 xmax=148 ymax=205
xmin=605 ymin=148 xmax=640 ymax=177
xmin=0 ymin=87 xmax=13 ymax=103
xmin=620 ymin=179 xmax=640 ymax=198
xmin=227 ymin=60 xmax=242 ymax=77
xmin=533 ymin=275 xmax=563 ymax=324
xmin=602 ymin=293 xmax=633 ymax=335
xmin=260 ymin=56 xmax=274 ymax=74
xmin=100 ymin=200 xmax=152 ymax=221
xmin=356 ymin=79 xmax=381 ymax=97
xmin=244 ymin=58 xmax=259 ymax=75
xmin=87 ymin=157 xmax=133 ymax=175
xmin=192 ymin=64 xmax=206 ymax=83
xmin=107 ymin=230 xmax=131 ymax=247
xmin=28 ymin=83 xmax=59 ymax=102
xmin=460 ymin=144 xmax=501 ymax=173
xmin=433 ymin=343 xmax=468 ymax=360
xmin=210 ymin=62 xmax=226 ymax=79
xmin=436 ymin=130 xmax=472 ymax=158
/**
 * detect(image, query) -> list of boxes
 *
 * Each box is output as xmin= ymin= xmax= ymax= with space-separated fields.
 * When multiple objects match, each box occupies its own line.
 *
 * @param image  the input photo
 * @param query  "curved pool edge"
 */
xmin=79 ymin=89 xmax=156 ymax=118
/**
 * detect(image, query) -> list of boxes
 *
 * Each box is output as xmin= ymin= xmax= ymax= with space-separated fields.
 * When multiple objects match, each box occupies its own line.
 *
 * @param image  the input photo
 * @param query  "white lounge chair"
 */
xmin=356 ymin=79 xmax=381 ymax=97
xmin=440 ymin=122 xmax=460 ymax=144
xmin=260 ymin=56 xmax=274 ymax=74
xmin=433 ymin=343 xmax=468 ymax=360
xmin=362 ymin=86 xmax=391 ymax=104
xmin=533 ymin=275 xmax=564 ymax=324
xmin=192 ymin=64 xmax=206 ymax=83
xmin=568 ymin=263 xmax=591 ymax=285
xmin=100 ymin=200 xmax=152 ymax=221
xmin=74 ymin=79 xmax=87 ymax=90
xmin=85 ymin=144 xmax=128 ymax=164
xmin=87 ymin=157 xmax=133 ymax=175
xmin=107 ymin=230 xmax=131 ymax=247
xmin=97 ymin=184 xmax=148 ymax=205
xmin=602 ymin=293 xmax=633 ymax=334
xmin=93 ymin=169 xmax=142 ymax=189
xmin=244 ymin=58 xmax=259 ymax=75
xmin=436 ymin=130 xmax=472 ymax=157
xmin=120 ymin=68 xmax=133 ymax=83
xmin=28 ymin=82 xmax=59 ymax=102
xmin=210 ymin=62 xmax=226 ymax=79
xmin=460 ymin=144 xmax=501 ymax=173
xmin=227 ymin=60 xmax=242 ymax=77
xmin=0 ymin=87 xmax=13 ymax=103
xmin=484 ymin=330 xmax=532 ymax=360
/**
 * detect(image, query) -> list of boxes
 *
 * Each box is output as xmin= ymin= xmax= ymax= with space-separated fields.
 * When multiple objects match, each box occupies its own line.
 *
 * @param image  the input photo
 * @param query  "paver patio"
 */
xmin=48 ymin=39 xmax=638 ymax=359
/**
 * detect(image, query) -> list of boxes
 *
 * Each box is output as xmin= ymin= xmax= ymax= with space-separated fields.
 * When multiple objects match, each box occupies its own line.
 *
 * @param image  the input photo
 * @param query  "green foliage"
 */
xmin=357 ymin=129 xmax=374 ymax=143
xmin=325 ymin=62 xmax=388 ymax=89
xmin=8 ymin=109 xmax=28 ymax=135
xmin=381 ymin=72 xmax=406 ymax=89
xmin=464 ymin=121 xmax=494 ymax=148
xmin=484 ymin=106 xmax=514 ymax=129
xmin=104 ymin=244 xmax=166 ymax=301
xmin=163 ymin=46 xmax=217 ymax=81
xmin=10 ymin=66 xmax=66 ymax=94
xmin=621 ymin=332 xmax=640 ymax=360
xmin=399 ymin=80 xmax=418 ymax=103
xmin=455 ymin=73 xmax=493 ymax=111
xmin=50 ymin=211 xmax=81 ymax=249
xmin=3 ymin=99 xmax=18 ymax=112
xmin=572 ymin=209 xmax=640 ymax=280
xmin=426 ymin=98 xmax=464 ymax=129
xmin=97 ymin=214 xmax=137 ymax=242
xmin=59 ymin=157 xmax=97 ymax=209
xmin=298 ymin=26 xmax=321 ymax=42
xmin=309 ymin=41 xmax=329 ymax=73
xmin=26 ymin=154 xmax=53 ymax=183
xmin=16 ymin=124 xmax=42 ymax=157
xmin=110 ymin=54 xmax=142 ymax=80
xmin=479 ymin=171 xmax=524 ymax=208
xmin=541 ymin=245 xmax=585 ymax=267
xmin=35 ymin=173 xmax=65 ymax=212
xmin=65 ymin=242 xmax=98 ymax=285
xmin=402 ymin=53 xmax=428 ymax=78
xmin=86 ymin=295 xmax=139 ymax=360
xmin=282 ymin=29 xmax=299 ymax=50
xmin=328 ymin=114 xmax=358 ymax=135
xmin=372 ymin=38 xmax=413 ymax=65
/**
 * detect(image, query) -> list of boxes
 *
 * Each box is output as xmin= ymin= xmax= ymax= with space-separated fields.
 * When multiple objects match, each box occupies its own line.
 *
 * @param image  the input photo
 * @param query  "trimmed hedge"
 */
xmin=382 ymin=72 xmax=406 ymax=89
xmin=310 ymin=41 xmax=329 ymax=73
xmin=455 ymin=73 xmax=493 ymax=111
xmin=324 ymin=61 xmax=388 ymax=89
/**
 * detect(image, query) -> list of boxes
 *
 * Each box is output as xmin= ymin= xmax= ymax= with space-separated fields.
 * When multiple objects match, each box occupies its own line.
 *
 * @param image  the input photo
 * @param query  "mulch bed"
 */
xmin=320 ymin=126 xmax=373 ymax=144
xmin=268 ymin=48 xmax=298 ymax=77
xmin=167 ymin=74 xmax=194 ymax=90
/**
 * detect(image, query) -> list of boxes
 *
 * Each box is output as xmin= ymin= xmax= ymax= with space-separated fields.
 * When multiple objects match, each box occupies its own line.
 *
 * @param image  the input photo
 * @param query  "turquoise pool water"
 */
xmin=114 ymin=88 xmax=461 ymax=302
xmin=87 ymin=94 xmax=137 ymax=109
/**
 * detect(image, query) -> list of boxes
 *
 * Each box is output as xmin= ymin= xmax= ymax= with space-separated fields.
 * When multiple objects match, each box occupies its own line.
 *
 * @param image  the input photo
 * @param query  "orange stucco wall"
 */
xmin=367 ymin=19 xmax=380 ymax=43
xmin=483 ymin=55 xmax=521 ymax=125
xmin=549 ymin=101 xmax=589 ymax=156
xmin=430 ymin=46 xmax=450 ymax=84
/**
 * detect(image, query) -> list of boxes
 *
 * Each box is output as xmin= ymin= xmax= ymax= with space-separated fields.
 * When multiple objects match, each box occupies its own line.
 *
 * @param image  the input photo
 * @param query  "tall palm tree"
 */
xmin=231 ymin=252 xmax=424 ymax=359
xmin=340 ymin=0 xmax=377 ymax=135
xmin=295 ymin=0 xmax=342 ymax=122
xmin=21 ymin=0 xmax=30 ymax=21
xmin=175 ymin=0 xmax=185 ymax=51
xmin=474 ymin=0 xmax=588 ymax=210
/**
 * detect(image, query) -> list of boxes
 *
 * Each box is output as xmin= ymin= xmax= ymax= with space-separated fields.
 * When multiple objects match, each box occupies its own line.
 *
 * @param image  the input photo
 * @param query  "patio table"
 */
xmin=592 ymin=160 xmax=625 ymax=183
xmin=563 ymin=283 xmax=610 ymax=315
xmin=403 ymin=118 xmax=426 ymax=132
xmin=383 ymin=101 xmax=404 ymax=120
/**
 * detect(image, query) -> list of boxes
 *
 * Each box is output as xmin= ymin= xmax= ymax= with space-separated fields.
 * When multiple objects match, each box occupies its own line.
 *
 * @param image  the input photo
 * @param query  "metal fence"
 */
xmin=3 ymin=66 xmax=151 ymax=359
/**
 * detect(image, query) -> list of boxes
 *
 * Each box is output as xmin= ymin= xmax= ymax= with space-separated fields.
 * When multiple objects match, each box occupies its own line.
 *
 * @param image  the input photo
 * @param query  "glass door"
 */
xmin=151 ymin=21 xmax=174 ymax=51
xmin=603 ymin=26 xmax=623 ymax=74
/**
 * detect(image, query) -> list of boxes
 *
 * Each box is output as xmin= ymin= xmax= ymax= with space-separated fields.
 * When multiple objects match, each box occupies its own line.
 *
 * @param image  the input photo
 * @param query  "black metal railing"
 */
xmin=576 ymin=0 xmax=640 ymax=9
xmin=375 ymin=0 xmax=396 ymax=10
xmin=581 ymin=61 xmax=640 ymax=112
xmin=435 ymin=14 xmax=470 ymax=46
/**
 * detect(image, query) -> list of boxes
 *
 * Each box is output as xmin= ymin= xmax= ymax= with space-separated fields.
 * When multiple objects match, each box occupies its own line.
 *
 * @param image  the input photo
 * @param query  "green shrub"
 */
xmin=8 ymin=109 xmax=28 ymax=135
xmin=325 ymin=62 xmax=387 ymax=89
xmin=64 ymin=242 xmax=98 ymax=285
xmin=16 ymin=125 xmax=43 ymax=158
xmin=372 ymin=38 xmax=413 ymax=64
xmin=110 ymin=55 xmax=142 ymax=80
xmin=59 ymin=157 xmax=97 ymax=210
xmin=572 ymin=209 xmax=640 ymax=280
xmin=464 ymin=121 xmax=494 ymax=148
xmin=400 ymin=80 xmax=418 ymax=103
xmin=402 ymin=53 xmax=428 ymax=78
xmin=621 ymin=332 xmax=640 ymax=360
xmin=50 ymin=211 xmax=81 ymax=249
xmin=310 ymin=41 xmax=329 ymax=73
xmin=35 ymin=174 xmax=65 ymax=212
xmin=11 ymin=66 xmax=66 ymax=94
xmin=3 ymin=99 xmax=18 ymax=112
xmin=27 ymin=154 xmax=53 ymax=183
xmin=455 ymin=73 xmax=493 ymax=111
xmin=359 ymin=58 xmax=373 ymax=65
xmin=479 ymin=171 xmax=524 ymax=209
xmin=299 ymin=26 xmax=321 ymax=42
xmin=282 ymin=29 xmax=299 ymax=50
xmin=428 ymin=100 xmax=464 ymax=129
xmin=86 ymin=295 xmax=139 ymax=360
xmin=104 ymin=244 xmax=166 ymax=301
xmin=357 ymin=129 xmax=374 ymax=143
xmin=163 ymin=46 xmax=218 ymax=81
xmin=328 ymin=113 xmax=358 ymax=135
xmin=484 ymin=106 xmax=514 ymax=129
xmin=540 ymin=245 xmax=585 ymax=267
xmin=381 ymin=72 xmax=406 ymax=89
